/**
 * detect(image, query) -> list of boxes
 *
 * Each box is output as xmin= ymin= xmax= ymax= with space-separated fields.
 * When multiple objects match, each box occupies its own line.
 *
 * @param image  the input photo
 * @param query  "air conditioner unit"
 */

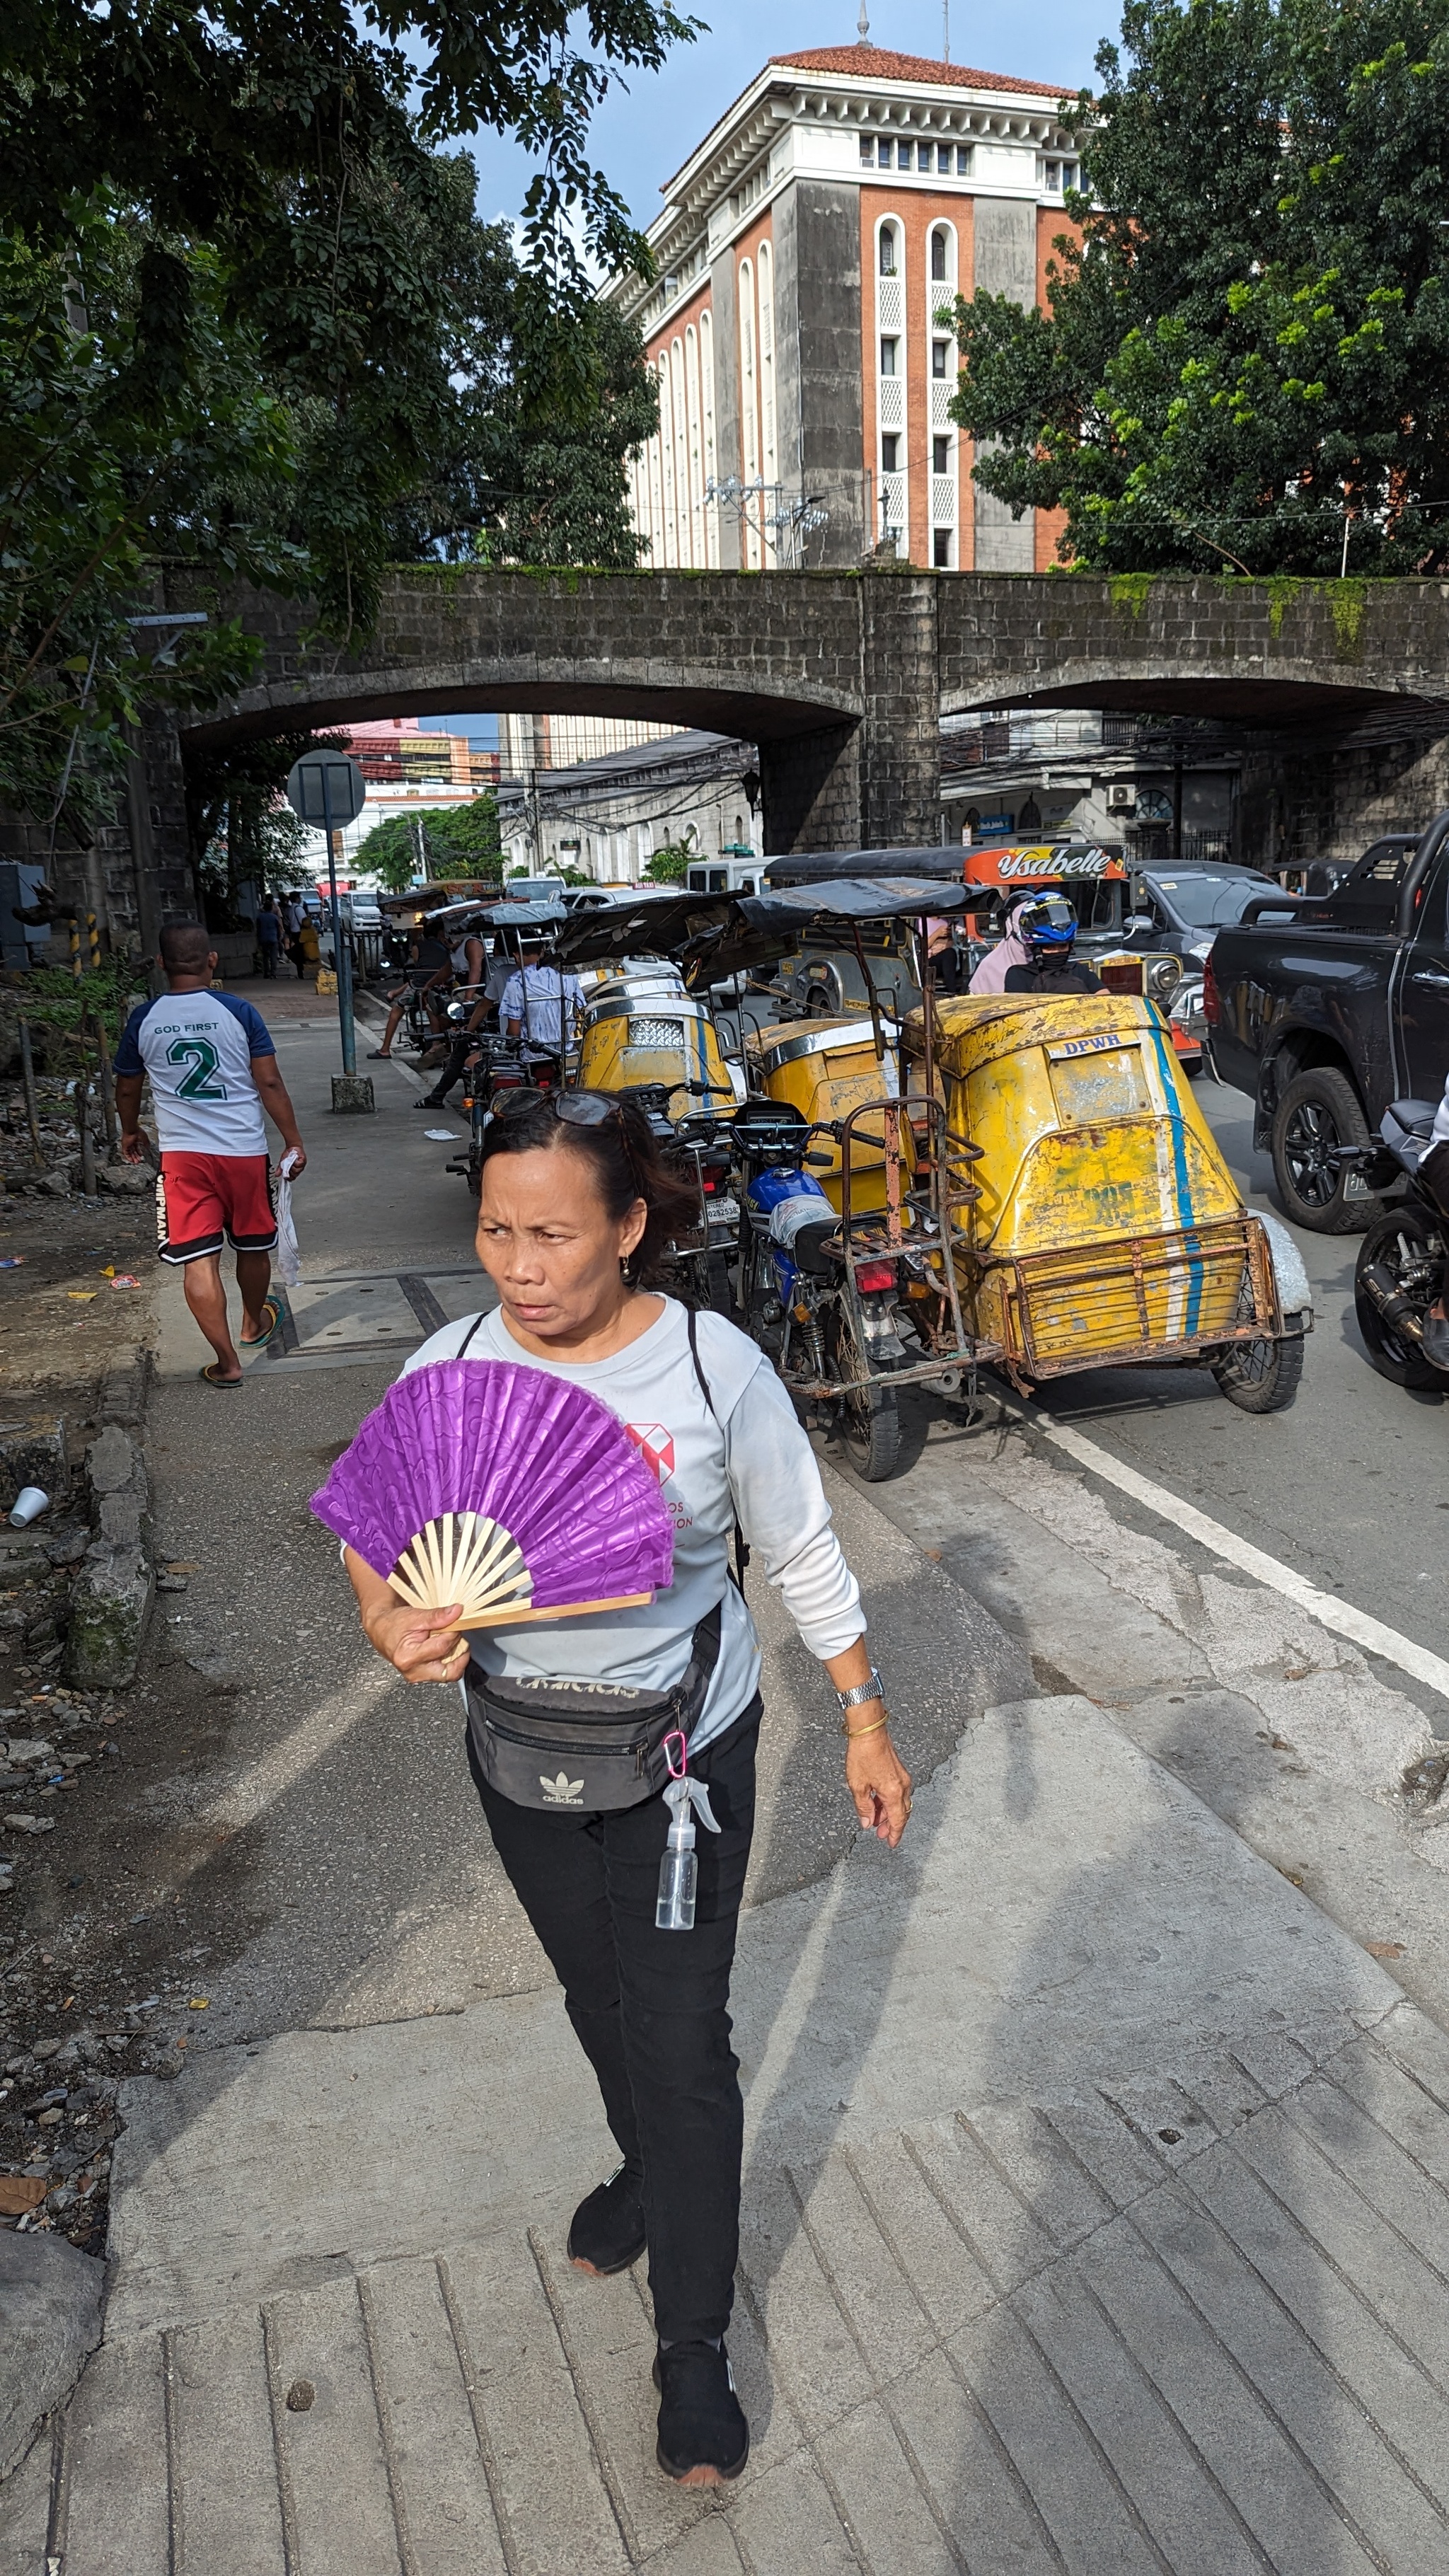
xmin=1106 ymin=784 xmax=1137 ymax=812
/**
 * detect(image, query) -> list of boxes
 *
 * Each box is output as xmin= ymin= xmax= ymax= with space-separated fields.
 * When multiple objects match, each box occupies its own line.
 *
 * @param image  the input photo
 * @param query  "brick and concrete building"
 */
xmin=497 ymin=713 xmax=682 ymax=775
xmin=605 ymin=41 xmax=1080 ymax=575
xmin=497 ymin=729 xmax=761 ymax=882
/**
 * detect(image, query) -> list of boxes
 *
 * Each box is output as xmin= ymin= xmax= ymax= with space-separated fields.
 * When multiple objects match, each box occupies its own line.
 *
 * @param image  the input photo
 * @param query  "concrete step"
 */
xmin=18 ymin=2004 xmax=1449 ymax=2576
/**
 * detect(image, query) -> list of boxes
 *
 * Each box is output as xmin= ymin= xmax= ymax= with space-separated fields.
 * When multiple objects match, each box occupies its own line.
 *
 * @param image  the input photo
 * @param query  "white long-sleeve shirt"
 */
xmin=400 ymin=1299 xmax=864 ymax=1752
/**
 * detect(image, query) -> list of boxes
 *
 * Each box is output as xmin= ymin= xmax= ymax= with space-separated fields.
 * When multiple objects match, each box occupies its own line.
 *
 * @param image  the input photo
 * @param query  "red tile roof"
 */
xmin=770 ymin=45 xmax=1072 ymax=100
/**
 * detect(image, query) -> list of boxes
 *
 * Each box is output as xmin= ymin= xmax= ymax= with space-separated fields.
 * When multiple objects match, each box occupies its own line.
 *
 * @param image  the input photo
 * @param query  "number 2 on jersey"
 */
xmin=166 ymin=1036 xmax=228 ymax=1101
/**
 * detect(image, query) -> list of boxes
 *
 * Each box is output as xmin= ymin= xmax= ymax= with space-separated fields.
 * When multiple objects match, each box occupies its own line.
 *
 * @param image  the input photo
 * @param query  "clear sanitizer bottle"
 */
xmin=656 ymin=1776 xmax=721 ymax=1932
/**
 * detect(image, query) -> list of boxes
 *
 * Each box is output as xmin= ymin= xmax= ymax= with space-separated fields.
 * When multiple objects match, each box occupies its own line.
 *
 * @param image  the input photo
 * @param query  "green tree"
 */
xmin=353 ymin=796 xmax=502 ymax=891
xmin=949 ymin=0 xmax=1449 ymax=575
xmin=643 ymin=827 xmax=699 ymax=884
xmin=0 ymin=221 xmax=294 ymax=839
xmin=1 ymin=0 xmax=682 ymax=848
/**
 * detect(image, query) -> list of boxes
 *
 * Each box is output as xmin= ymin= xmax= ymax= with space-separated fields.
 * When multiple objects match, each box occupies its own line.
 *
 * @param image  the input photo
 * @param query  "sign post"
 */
xmin=285 ymin=751 xmax=374 ymax=1114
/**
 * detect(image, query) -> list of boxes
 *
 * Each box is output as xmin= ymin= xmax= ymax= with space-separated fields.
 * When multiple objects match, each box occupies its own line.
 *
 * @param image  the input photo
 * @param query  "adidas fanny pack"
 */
xmin=463 ymin=1601 xmax=723 ymax=1812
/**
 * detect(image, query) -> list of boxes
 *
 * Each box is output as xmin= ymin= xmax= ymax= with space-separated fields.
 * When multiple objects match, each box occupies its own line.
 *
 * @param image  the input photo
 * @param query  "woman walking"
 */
xmin=345 ymin=1090 xmax=911 ymax=2486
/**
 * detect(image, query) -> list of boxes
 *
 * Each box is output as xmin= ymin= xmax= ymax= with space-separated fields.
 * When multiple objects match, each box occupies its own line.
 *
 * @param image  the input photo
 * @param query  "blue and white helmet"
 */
xmin=1015 ymin=892 xmax=1078 ymax=957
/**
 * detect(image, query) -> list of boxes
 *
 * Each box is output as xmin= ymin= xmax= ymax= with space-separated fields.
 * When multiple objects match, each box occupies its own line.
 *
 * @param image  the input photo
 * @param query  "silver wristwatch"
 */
xmin=835 ymin=1668 xmax=885 ymax=1712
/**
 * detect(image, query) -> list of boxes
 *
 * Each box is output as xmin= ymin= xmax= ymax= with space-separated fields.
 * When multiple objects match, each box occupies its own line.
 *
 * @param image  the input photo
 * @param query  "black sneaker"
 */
xmin=567 ymin=2164 xmax=646 ymax=2276
xmin=653 ymin=2340 xmax=749 ymax=2485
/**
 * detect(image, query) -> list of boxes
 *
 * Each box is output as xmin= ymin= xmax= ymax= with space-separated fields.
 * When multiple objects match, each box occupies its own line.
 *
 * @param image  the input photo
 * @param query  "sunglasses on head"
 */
xmin=497 ymin=1087 xmax=643 ymax=1189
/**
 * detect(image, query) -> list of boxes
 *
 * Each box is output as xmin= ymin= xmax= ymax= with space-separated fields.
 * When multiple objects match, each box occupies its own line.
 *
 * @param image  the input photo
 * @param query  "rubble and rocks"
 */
xmin=0 ymin=1418 xmax=69 ymax=1518
xmin=65 ymin=1423 xmax=154 ymax=1690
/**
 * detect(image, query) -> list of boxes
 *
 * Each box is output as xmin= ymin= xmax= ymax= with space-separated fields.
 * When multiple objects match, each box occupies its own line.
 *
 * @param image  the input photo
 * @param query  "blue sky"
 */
xmin=423 ymin=0 xmax=1115 ymax=746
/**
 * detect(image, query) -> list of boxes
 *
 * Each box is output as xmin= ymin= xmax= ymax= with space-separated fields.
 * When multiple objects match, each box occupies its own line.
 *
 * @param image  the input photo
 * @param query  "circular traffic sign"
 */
xmin=285 ymin=751 xmax=367 ymax=828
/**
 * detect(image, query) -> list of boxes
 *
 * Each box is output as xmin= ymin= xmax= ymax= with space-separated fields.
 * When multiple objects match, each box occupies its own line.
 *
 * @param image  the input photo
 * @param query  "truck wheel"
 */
xmin=1271 ymin=1068 xmax=1377 ymax=1234
xmin=1210 ymin=1332 xmax=1305 ymax=1412
xmin=1354 ymin=1205 xmax=1445 ymax=1390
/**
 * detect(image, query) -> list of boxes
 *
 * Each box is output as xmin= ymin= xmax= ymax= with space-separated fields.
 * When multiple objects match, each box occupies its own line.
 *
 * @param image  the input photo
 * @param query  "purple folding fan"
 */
xmin=311 ymin=1359 xmax=674 ymax=1628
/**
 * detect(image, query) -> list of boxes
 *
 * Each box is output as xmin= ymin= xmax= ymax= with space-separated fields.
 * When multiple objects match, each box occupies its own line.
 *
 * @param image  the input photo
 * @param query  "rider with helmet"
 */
xmin=1001 ymin=893 xmax=1102 ymax=995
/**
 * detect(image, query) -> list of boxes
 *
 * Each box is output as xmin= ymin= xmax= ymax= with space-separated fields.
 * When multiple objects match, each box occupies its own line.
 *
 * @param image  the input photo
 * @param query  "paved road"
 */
xmin=996 ymin=1072 xmax=1449 ymax=1679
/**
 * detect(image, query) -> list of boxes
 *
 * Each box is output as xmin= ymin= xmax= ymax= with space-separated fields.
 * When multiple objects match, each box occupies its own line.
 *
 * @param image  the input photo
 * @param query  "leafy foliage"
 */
xmin=643 ymin=828 xmax=699 ymax=884
xmin=949 ymin=0 xmax=1449 ymax=574
xmin=1 ymin=0 xmax=676 ymax=845
xmin=2 ymin=0 xmax=698 ymax=300
xmin=353 ymin=797 xmax=502 ymax=891
xmin=0 ymin=223 xmax=289 ymax=838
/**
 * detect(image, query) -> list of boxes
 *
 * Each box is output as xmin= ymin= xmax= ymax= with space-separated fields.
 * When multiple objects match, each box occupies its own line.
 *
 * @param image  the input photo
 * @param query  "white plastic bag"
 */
xmin=273 ymin=1148 xmax=302 ymax=1288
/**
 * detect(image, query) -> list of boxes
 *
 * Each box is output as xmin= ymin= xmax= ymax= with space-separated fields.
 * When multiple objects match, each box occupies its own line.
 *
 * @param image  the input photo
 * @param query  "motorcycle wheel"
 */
xmin=1353 ymin=1203 xmax=1445 ymax=1390
xmin=831 ymin=1306 xmax=901 ymax=1479
xmin=705 ymin=1250 xmax=735 ymax=1317
xmin=842 ymin=1381 xmax=901 ymax=1480
xmin=1209 ymin=1332 xmax=1305 ymax=1412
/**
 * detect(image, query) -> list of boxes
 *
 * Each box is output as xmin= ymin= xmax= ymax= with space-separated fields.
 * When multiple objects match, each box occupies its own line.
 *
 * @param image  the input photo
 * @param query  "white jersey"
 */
xmin=115 ymin=990 xmax=274 ymax=1157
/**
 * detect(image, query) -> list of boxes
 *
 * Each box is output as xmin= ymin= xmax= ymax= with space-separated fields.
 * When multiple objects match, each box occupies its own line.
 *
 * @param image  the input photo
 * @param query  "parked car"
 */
xmin=1111 ymin=865 xmax=1295 ymax=967
xmin=1207 ymin=814 xmax=1449 ymax=1230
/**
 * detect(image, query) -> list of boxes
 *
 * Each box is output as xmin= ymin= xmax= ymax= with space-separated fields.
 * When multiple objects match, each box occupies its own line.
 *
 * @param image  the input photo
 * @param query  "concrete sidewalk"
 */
xmin=9 ymin=1692 xmax=1449 ymax=2573
xmin=8 ymin=998 xmax=1449 ymax=2572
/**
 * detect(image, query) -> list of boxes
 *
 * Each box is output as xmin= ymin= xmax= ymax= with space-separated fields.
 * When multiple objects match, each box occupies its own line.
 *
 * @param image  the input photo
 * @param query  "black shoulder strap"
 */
xmin=686 ymin=1307 xmax=750 ymax=1593
xmin=456 ymin=1314 xmax=487 ymax=1358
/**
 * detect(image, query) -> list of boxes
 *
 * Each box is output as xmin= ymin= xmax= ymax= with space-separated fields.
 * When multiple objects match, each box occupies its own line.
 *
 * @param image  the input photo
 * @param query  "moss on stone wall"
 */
xmin=1109 ymin=573 xmax=1156 ymax=618
xmin=1329 ymin=580 xmax=1368 ymax=662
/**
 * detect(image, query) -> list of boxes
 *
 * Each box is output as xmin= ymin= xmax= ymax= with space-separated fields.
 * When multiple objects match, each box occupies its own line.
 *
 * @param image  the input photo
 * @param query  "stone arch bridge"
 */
xmin=79 ymin=567 xmax=1449 ymax=950
xmin=178 ymin=566 xmax=1449 ymax=857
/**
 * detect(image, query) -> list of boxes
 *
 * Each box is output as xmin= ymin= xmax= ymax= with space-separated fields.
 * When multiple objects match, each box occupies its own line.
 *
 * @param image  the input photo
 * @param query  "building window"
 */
xmin=932 ymin=340 xmax=949 ymax=378
xmin=860 ymin=134 xmax=874 ymax=163
xmin=882 ymin=432 xmax=899 ymax=473
xmin=933 ymin=434 xmax=950 ymax=475
xmin=930 ymin=227 xmax=949 ymax=282
xmin=881 ymin=337 xmax=899 ymax=376
xmin=956 ymin=144 xmax=974 ymax=175
xmin=878 ymin=224 xmax=898 ymax=275
xmin=1063 ymin=161 xmax=1079 ymax=190
xmin=933 ymin=530 xmax=952 ymax=569
xmin=1045 ymin=159 xmax=1061 ymax=191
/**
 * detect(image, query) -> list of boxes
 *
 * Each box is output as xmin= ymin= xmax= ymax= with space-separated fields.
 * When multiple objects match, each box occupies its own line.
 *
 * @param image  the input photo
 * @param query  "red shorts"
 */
xmin=156 ymin=1153 xmax=277 ymax=1265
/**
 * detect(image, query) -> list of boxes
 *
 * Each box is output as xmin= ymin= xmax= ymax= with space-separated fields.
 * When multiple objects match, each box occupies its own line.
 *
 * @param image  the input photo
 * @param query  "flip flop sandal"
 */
xmin=241 ymin=1297 xmax=282 ymax=1348
xmin=199 ymin=1363 xmax=243 ymax=1388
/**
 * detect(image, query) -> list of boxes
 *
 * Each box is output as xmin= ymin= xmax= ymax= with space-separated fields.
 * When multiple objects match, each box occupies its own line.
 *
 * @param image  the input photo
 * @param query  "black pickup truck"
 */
xmin=1207 ymin=817 xmax=1449 ymax=1231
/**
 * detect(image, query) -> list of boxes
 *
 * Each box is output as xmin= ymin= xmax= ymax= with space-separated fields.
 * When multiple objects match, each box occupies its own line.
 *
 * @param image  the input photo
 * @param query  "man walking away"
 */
xmin=283 ymin=893 xmax=308 ymax=978
xmin=256 ymin=896 xmax=282 ymax=978
xmin=113 ymin=923 xmax=308 ymax=1386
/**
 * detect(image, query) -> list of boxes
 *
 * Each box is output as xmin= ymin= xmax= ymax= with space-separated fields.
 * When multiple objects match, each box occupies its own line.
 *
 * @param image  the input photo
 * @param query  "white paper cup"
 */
xmin=8 ymin=1488 xmax=50 ymax=1527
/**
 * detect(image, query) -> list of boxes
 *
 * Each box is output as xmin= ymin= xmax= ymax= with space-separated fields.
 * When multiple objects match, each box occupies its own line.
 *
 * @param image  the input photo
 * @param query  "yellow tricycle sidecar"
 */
xmin=744 ymin=1014 xmax=916 ymax=1215
xmin=905 ymin=990 xmax=1307 ymax=1409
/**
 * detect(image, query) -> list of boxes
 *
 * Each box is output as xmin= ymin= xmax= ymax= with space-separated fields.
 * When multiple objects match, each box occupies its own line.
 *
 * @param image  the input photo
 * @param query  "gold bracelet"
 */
xmin=842 ymin=1712 xmax=889 ymax=1740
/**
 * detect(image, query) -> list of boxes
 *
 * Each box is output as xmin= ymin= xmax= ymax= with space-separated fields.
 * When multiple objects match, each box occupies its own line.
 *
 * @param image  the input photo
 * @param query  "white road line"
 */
xmin=1019 ymin=1408 xmax=1449 ymax=1704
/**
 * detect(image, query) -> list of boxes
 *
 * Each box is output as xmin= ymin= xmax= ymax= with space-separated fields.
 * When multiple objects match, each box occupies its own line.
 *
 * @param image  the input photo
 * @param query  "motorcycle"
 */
xmin=1349 ymin=1102 xmax=1448 ymax=1389
xmin=454 ymin=1034 xmax=564 ymax=1199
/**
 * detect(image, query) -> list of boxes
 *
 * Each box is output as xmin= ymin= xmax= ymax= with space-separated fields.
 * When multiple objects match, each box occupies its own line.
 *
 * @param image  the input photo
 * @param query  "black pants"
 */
xmin=258 ymin=942 xmax=279 ymax=978
xmin=423 ymin=1032 xmax=478 ymax=1103
xmin=468 ymin=1698 xmax=760 ymax=2344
